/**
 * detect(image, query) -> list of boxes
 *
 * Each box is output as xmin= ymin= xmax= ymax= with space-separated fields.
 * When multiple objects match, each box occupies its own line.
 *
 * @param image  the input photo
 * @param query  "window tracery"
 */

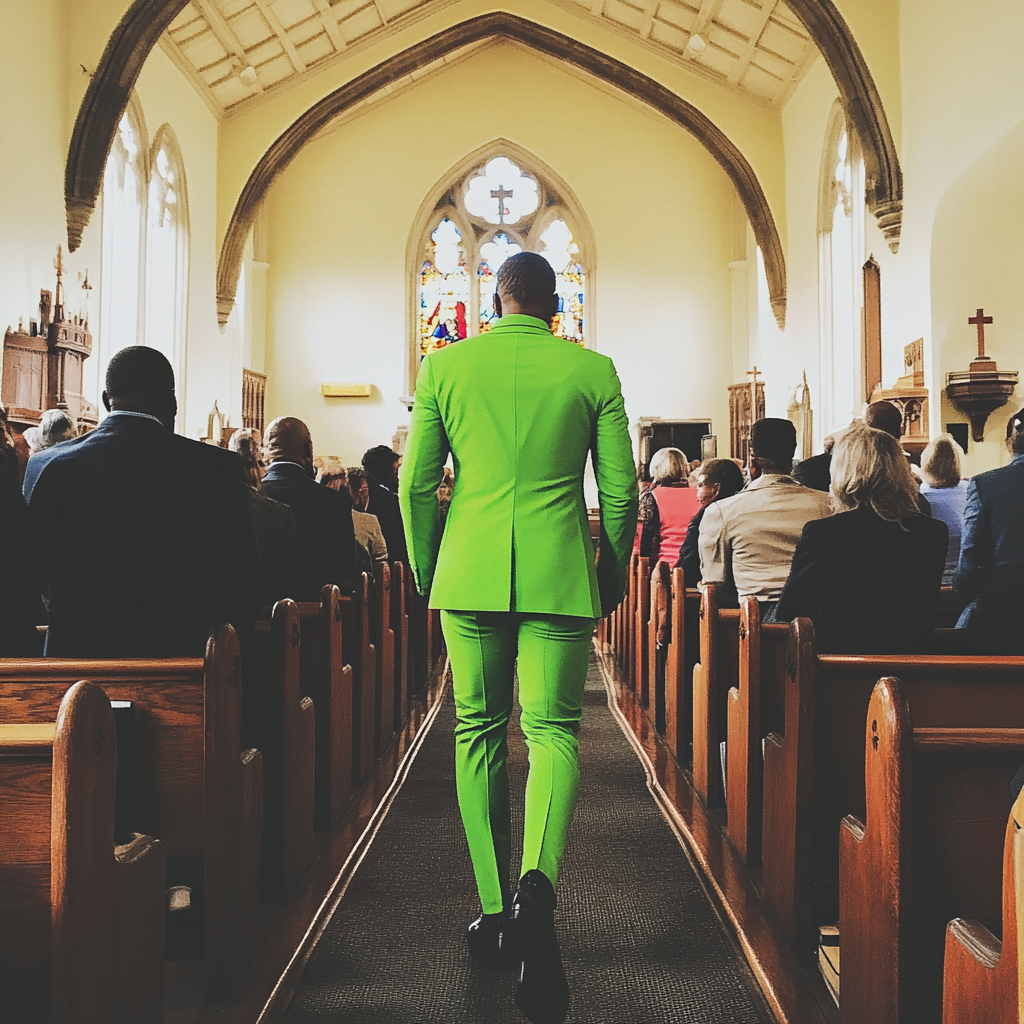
xmin=414 ymin=153 xmax=589 ymax=363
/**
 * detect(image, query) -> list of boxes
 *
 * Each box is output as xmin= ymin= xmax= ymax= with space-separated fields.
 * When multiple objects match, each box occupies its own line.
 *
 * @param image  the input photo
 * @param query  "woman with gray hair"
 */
xmin=25 ymin=408 xmax=78 ymax=454
xmin=773 ymin=421 xmax=948 ymax=652
xmin=638 ymin=446 xmax=699 ymax=565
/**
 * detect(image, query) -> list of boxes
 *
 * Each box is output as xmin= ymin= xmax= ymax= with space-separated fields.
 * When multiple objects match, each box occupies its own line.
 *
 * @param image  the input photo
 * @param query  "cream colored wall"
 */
xmin=263 ymin=41 xmax=736 ymax=467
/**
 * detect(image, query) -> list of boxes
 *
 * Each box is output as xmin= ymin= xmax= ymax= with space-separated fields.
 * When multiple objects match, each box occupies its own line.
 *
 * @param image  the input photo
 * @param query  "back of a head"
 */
xmin=920 ymin=434 xmax=963 ymax=488
xmin=495 ymin=251 xmax=556 ymax=309
xmin=749 ymin=418 xmax=797 ymax=472
xmin=649 ymin=446 xmax=688 ymax=484
xmin=39 ymin=408 xmax=77 ymax=446
xmin=864 ymin=401 xmax=904 ymax=440
xmin=700 ymin=458 xmax=745 ymax=500
xmin=831 ymin=421 xmax=921 ymax=522
xmin=264 ymin=416 xmax=312 ymax=465
xmin=1007 ymin=407 xmax=1024 ymax=455
xmin=362 ymin=445 xmax=398 ymax=483
xmin=105 ymin=347 xmax=175 ymax=418
xmin=228 ymin=427 xmax=264 ymax=488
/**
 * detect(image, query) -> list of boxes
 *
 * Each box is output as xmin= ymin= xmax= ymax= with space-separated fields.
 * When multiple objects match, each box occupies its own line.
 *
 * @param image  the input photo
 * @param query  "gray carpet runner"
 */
xmin=282 ymin=649 xmax=771 ymax=1023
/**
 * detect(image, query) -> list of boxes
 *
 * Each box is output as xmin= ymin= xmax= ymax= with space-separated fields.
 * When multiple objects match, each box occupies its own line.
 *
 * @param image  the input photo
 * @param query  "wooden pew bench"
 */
xmin=371 ymin=562 xmax=396 ymax=758
xmin=341 ymin=573 xmax=377 ymax=787
xmin=839 ymin=678 xmax=1023 ymax=1024
xmin=759 ymin=619 xmax=1024 ymax=950
xmin=0 ymin=682 xmax=165 ymax=1023
xmin=0 ymin=624 xmax=262 ymax=1003
xmin=941 ymin=785 xmax=1024 ymax=1024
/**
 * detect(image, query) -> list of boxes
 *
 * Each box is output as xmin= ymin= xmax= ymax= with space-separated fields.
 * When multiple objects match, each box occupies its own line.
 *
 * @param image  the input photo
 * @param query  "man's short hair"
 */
xmin=362 ymin=445 xmax=399 ymax=482
xmin=495 ymin=252 xmax=556 ymax=308
xmin=700 ymin=458 xmax=745 ymax=499
xmin=864 ymin=400 xmax=903 ymax=440
xmin=105 ymin=346 xmax=175 ymax=401
xmin=749 ymin=418 xmax=797 ymax=465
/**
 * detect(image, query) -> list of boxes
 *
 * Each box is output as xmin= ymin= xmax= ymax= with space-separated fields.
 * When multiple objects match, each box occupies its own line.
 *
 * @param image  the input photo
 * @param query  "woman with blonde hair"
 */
xmin=918 ymin=434 xmax=968 ymax=586
xmin=773 ymin=422 xmax=948 ymax=652
xmin=638 ymin=446 xmax=699 ymax=565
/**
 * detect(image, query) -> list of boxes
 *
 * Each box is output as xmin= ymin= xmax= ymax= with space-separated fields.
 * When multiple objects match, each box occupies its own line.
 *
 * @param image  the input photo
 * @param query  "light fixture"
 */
xmin=687 ymin=33 xmax=707 ymax=54
xmin=238 ymin=65 xmax=258 ymax=87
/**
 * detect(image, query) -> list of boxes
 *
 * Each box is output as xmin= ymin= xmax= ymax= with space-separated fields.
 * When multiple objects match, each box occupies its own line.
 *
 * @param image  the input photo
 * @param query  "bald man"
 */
xmin=260 ymin=416 xmax=356 ymax=599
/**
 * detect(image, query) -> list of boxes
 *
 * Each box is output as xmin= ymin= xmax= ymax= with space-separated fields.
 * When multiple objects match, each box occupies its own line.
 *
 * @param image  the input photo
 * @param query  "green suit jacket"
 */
xmin=399 ymin=315 xmax=638 ymax=617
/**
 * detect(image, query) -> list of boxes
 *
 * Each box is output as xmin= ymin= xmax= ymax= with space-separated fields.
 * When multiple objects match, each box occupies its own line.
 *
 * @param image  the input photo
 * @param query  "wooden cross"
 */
xmin=968 ymin=307 xmax=993 ymax=358
xmin=490 ymin=184 xmax=513 ymax=224
xmin=746 ymin=365 xmax=761 ymax=387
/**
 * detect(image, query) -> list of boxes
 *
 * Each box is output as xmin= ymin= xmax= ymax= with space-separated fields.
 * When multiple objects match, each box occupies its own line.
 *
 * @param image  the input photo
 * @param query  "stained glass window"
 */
xmin=414 ymin=154 xmax=590 ymax=370
xmin=420 ymin=218 xmax=470 ymax=358
xmin=477 ymin=233 xmax=522 ymax=332
xmin=540 ymin=220 xmax=585 ymax=345
xmin=147 ymin=139 xmax=187 ymax=367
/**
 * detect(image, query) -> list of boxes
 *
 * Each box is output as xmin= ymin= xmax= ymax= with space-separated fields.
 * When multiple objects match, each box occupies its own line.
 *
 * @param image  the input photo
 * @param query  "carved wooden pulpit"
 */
xmin=728 ymin=367 xmax=765 ymax=464
xmin=872 ymin=340 xmax=929 ymax=456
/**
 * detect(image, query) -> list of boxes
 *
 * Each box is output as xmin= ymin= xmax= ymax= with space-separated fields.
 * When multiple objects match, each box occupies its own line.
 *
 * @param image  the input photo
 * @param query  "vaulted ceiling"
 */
xmin=161 ymin=0 xmax=821 ymax=117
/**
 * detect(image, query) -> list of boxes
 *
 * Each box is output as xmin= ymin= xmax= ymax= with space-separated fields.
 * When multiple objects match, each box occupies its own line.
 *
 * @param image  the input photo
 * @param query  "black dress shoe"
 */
xmin=466 ymin=911 xmax=516 ymax=970
xmin=508 ymin=871 xmax=570 ymax=1024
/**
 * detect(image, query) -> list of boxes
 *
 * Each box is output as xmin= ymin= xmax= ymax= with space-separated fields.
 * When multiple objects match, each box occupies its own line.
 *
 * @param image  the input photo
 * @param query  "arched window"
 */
xmin=413 ymin=151 xmax=591 ymax=370
xmin=99 ymin=104 xmax=146 ymax=384
xmin=818 ymin=104 xmax=865 ymax=433
xmin=147 ymin=129 xmax=189 ymax=380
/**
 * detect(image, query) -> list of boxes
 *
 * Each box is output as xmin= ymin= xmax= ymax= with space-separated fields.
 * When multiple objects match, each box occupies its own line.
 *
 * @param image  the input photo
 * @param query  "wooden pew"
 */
xmin=341 ymin=573 xmax=377 ymax=786
xmin=692 ymin=583 xmax=740 ymax=810
xmin=760 ymin=619 xmax=1024 ymax=951
xmin=839 ymin=677 xmax=1022 ymax=1024
xmin=648 ymin=560 xmax=670 ymax=731
xmin=941 ymin=787 xmax=1023 ymax=1024
xmin=392 ymin=562 xmax=410 ymax=731
xmin=634 ymin=556 xmax=651 ymax=706
xmin=290 ymin=586 xmax=354 ymax=833
xmin=657 ymin=569 xmax=701 ymax=766
xmin=0 ymin=625 xmax=263 ymax=1002
xmin=247 ymin=599 xmax=316 ymax=896
xmin=0 ymin=681 xmax=165 ymax=1024
xmin=725 ymin=597 xmax=788 ymax=867
xmin=372 ymin=562 xmax=396 ymax=757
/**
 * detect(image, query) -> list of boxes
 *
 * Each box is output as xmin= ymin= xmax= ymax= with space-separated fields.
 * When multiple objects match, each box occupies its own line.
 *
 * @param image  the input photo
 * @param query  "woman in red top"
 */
xmin=638 ymin=447 xmax=700 ymax=565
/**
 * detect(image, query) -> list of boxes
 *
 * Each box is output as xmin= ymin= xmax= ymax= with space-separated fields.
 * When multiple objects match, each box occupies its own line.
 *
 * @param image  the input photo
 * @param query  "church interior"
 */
xmin=2 ymin=0 xmax=1023 ymax=1021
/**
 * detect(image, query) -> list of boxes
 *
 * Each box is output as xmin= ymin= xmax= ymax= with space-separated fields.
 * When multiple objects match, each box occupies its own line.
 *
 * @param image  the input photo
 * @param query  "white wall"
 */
xmin=262 ymin=42 xmax=737 ymax=466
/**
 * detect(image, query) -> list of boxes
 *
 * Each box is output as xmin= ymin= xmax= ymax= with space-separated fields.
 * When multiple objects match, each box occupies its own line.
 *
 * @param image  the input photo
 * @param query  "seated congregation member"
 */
xmin=638 ymin=447 xmax=699 ymax=565
xmin=261 ymin=416 xmax=357 ymax=600
xmin=24 ymin=408 xmax=78 ymax=454
xmin=675 ymin=458 xmax=745 ymax=587
xmin=699 ymin=418 xmax=832 ymax=615
xmin=792 ymin=431 xmax=836 ymax=493
xmin=918 ymin=434 xmax=968 ymax=587
xmin=955 ymin=408 xmax=1024 ymax=654
xmin=346 ymin=466 xmax=388 ymax=574
xmin=773 ymin=422 xmax=948 ymax=653
xmin=319 ymin=464 xmax=348 ymax=492
xmin=24 ymin=346 xmax=262 ymax=657
xmin=229 ymin=428 xmax=301 ymax=605
xmin=362 ymin=444 xmax=407 ymax=563
xmin=0 ymin=454 xmax=44 ymax=655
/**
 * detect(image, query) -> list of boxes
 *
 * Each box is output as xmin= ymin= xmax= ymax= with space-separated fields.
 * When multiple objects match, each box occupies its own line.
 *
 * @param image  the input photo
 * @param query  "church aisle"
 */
xmin=281 ymin=649 xmax=771 ymax=1023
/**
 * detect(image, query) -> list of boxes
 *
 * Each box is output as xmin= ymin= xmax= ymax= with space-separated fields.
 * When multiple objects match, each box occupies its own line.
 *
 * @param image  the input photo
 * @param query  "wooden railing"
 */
xmin=242 ymin=368 xmax=267 ymax=433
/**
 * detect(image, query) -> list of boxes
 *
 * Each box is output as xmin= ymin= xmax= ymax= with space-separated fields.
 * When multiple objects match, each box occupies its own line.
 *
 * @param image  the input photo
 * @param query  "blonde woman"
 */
xmin=773 ymin=422 xmax=947 ymax=653
xmin=638 ymin=446 xmax=699 ymax=565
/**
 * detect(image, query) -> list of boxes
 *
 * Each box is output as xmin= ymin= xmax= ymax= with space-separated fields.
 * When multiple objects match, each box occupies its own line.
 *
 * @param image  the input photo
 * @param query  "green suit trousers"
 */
xmin=442 ymin=610 xmax=595 ymax=913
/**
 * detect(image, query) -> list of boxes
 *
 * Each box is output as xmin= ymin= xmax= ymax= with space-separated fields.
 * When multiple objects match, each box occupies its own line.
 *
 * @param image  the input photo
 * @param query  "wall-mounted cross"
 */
xmin=968 ymin=308 xmax=993 ymax=359
xmin=490 ymin=184 xmax=513 ymax=224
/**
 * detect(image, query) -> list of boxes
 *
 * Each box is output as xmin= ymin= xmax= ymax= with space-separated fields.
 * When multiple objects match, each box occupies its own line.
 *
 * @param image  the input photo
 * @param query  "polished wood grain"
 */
xmin=373 ymin=562 xmax=396 ymax=757
xmin=342 ymin=574 xmax=377 ymax=786
xmin=648 ymin=560 xmax=670 ymax=730
xmin=942 ymin=791 xmax=1021 ymax=1024
xmin=839 ymin=679 xmax=1022 ymax=1023
xmin=634 ymin=556 xmax=651 ymax=707
xmin=0 ymin=723 xmax=55 ymax=753
xmin=1 ymin=682 xmax=165 ymax=1023
xmin=392 ymin=562 xmax=410 ymax=731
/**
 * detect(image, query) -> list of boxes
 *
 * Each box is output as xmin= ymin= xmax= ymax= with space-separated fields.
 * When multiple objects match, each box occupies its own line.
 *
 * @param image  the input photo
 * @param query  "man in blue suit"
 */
xmin=24 ymin=346 xmax=262 ymax=657
xmin=956 ymin=407 xmax=1024 ymax=653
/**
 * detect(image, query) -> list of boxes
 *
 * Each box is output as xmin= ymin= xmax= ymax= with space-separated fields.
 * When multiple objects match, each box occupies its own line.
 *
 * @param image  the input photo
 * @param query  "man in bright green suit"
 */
xmin=400 ymin=252 xmax=637 ymax=1024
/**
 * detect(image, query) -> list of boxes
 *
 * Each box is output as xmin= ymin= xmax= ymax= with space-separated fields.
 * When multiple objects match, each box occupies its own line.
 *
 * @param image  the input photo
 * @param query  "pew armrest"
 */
xmin=946 ymin=917 xmax=1001 ymax=970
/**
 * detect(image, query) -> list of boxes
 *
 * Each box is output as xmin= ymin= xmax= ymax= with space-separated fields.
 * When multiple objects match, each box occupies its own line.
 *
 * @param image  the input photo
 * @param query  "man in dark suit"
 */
xmin=261 ymin=417 xmax=356 ymax=599
xmin=956 ymin=407 xmax=1024 ymax=653
xmin=362 ymin=444 xmax=407 ymax=564
xmin=24 ymin=346 xmax=261 ymax=657
xmin=0 ymin=456 xmax=44 ymax=655
xmin=792 ymin=435 xmax=835 ymax=492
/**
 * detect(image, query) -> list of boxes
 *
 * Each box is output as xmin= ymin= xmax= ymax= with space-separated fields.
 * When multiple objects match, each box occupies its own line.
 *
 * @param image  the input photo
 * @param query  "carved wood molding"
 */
xmin=65 ymin=0 xmax=192 ymax=251
xmin=786 ymin=0 xmax=903 ymax=252
xmin=214 ymin=12 xmax=788 ymax=329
